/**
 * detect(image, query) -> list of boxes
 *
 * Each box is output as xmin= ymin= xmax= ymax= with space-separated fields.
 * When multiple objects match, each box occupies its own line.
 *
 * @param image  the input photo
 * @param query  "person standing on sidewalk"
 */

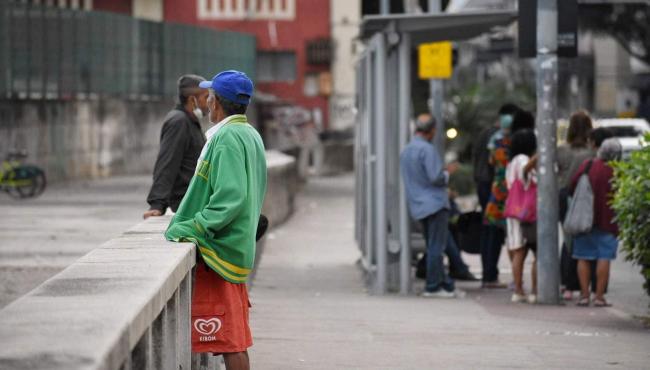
xmin=557 ymin=111 xmax=594 ymax=300
xmin=570 ymin=138 xmax=621 ymax=307
xmin=143 ymin=74 xmax=209 ymax=219
xmin=400 ymin=114 xmax=460 ymax=298
xmin=504 ymin=129 xmax=538 ymax=303
xmin=165 ymin=70 xmax=267 ymax=370
xmin=480 ymin=104 xmax=520 ymax=288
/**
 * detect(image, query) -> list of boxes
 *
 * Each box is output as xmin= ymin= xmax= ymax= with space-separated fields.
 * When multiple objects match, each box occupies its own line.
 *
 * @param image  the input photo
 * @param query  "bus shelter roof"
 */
xmin=360 ymin=10 xmax=517 ymax=44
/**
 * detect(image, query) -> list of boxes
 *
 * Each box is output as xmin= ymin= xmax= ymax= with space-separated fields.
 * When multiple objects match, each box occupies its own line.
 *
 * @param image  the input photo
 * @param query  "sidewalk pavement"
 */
xmin=249 ymin=174 xmax=649 ymax=370
xmin=0 ymin=175 xmax=150 ymax=309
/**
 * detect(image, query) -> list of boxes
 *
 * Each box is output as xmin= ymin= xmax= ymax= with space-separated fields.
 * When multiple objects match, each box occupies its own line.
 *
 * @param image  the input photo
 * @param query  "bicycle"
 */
xmin=0 ymin=150 xmax=47 ymax=199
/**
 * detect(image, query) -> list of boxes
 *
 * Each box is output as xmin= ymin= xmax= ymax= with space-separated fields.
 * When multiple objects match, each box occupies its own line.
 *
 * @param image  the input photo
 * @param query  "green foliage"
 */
xmin=580 ymin=4 xmax=650 ymax=66
xmin=445 ymin=73 xmax=535 ymax=162
xmin=448 ymin=163 xmax=475 ymax=196
xmin=611 ymin=133 xmax=650 ymax=294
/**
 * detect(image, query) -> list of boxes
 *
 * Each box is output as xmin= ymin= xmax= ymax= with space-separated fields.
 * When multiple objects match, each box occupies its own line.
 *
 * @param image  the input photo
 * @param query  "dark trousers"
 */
xmin=477 ymin=180 xmax=504 ymax=283
xmin=447 ymin=234 xmax=470 ymax=275
xmin=481 ymin=224 xmax=504 ymax=283
xmin=477 ymin=180 xmax=492 ymax=212
xmin=421 ymin=210 xmax=455 ymax=292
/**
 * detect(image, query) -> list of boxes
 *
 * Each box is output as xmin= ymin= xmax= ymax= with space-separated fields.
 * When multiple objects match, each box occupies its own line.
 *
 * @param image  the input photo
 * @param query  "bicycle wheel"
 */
xmin=6 ymin=180 xmax=26 ymax=199
xmin=27 ymin=168 xmax=47 ymax=198
xmin=8 ymin=166 xmax=46 ymax=199
xmin=33 ymin=170 xmax=47 ymax=197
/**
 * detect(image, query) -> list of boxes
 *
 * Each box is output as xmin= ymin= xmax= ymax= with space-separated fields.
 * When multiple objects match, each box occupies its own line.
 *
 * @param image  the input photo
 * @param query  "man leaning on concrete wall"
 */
xmin=143 ymin=75 xmax=209 ymax=219
xmin=165 ymin=70 xmax=267 ymax=370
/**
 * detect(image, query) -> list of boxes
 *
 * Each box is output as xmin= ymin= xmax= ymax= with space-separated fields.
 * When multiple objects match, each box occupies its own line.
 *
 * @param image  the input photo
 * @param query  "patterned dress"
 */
xmin=484 ymin=133 xmax=511 ymax=227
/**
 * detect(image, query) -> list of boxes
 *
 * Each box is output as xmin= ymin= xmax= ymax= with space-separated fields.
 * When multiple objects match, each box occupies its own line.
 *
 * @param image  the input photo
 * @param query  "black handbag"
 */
xmin=454 ymin=211 xmax=482 ymax=254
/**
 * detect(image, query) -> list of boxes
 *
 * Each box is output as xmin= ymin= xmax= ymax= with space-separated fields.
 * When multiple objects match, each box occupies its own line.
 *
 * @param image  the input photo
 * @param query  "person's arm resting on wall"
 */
xmin=145 ymin=120 xmax=189 ymax=216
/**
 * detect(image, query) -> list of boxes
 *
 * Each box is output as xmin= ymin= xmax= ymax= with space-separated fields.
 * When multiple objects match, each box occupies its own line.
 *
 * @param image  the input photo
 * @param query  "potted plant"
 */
xmin=611 ymin=133 xmax=650 ymax=295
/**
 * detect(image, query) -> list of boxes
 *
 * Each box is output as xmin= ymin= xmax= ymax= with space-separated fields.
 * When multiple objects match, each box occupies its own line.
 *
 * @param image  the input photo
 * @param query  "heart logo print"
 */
xmin=194 ymin=318 xmax=222 ymax=336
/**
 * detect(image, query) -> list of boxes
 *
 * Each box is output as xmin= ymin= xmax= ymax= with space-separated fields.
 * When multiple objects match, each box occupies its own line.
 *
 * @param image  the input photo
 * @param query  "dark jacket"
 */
xmin=473 ymin=126 xmax=498 ymax=183
xmin=147 ymin=105 xmax=206 ymax=213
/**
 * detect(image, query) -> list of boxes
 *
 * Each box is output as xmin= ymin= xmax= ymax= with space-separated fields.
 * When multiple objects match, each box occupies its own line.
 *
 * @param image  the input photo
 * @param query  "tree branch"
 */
xmin=610 ymin=32 xmax=650 ymax=66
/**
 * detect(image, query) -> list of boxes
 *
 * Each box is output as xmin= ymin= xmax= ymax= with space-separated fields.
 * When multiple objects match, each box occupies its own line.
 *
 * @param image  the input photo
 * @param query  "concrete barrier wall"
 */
xmin=317 ymin=139 xmax=354 ymax=176
xmin=263 ymin=150 xmax=298 ymax=228
xmin=0 ymin=216 xmax=196 ymax=370
xmin=0 ymin=152 xmax=296 ymax=369
xmin=0 ymin=99 xmax=171 ymax=182
xmin=0 ymin=100 xmax=297 ymax=215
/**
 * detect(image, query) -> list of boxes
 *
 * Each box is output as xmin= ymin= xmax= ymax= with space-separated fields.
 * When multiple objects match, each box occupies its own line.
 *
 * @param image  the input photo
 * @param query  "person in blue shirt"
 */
xmin=400 ymin=114 xmax=460 ymax=298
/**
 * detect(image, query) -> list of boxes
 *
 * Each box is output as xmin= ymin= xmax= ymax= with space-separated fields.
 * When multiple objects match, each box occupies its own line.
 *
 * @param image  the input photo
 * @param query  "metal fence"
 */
xmin=0 ymin=1 xmax=256 ymax=100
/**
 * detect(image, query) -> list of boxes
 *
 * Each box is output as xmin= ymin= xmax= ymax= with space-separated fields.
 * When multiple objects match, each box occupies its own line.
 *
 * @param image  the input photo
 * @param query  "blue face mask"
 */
xmin=500 ymin=114 xmax=513 ymax=130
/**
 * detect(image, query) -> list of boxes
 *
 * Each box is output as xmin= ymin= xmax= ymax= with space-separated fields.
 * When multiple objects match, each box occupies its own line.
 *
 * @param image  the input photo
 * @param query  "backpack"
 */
xmin=563 ymin=160 xmax=594 ymax=236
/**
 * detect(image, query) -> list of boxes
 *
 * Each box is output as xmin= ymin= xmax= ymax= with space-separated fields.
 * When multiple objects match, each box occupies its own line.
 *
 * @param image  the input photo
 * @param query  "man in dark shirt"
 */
xmin=143 ymin=75 xmax=209 ymax=219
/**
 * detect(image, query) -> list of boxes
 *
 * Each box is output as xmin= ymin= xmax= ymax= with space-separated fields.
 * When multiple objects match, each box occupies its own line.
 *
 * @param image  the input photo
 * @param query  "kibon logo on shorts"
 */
xmin=194 ymin=317 xmax=222 ymax=342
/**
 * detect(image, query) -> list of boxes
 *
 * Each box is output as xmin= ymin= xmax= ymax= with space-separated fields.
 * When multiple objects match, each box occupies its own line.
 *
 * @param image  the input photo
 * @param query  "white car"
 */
xmin=594 ymin=118 xmax=650 ymax=159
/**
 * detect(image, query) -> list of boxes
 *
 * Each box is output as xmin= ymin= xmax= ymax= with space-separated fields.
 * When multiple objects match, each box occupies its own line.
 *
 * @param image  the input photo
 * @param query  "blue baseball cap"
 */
xmin=199 ymin=70 xmax=254 ymax=105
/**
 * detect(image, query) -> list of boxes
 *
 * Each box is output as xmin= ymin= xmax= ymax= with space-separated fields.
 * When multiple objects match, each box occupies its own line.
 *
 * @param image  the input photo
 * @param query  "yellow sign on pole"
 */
xmin=418 ymin=41 xmax=452 ymax=79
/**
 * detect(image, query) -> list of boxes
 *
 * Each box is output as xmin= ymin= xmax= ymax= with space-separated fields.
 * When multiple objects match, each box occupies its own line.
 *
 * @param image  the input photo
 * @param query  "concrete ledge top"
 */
xmin=0 ymin=216 xmax=194 ymax=370
xmin=266 ymin=150 xmax=296 ymax=169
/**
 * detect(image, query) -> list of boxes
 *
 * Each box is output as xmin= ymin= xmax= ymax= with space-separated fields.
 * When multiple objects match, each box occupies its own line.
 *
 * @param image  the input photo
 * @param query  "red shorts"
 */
xmin=191 ymin=258 xmax=252 ymax=354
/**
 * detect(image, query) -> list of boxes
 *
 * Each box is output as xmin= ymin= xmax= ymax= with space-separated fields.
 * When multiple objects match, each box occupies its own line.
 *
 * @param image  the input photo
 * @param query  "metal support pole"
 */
xmin=428 ymin=0 xmax=445 ymax=156
xmin=364 ymin=56 xmax=374 ymax=272
xmin=380 ymin=0 xmax=390 ymax=15
xmin=398 ymin=32 xmax=412 ymax=295
xmin=536 ymin=0 xmax=560 ymax=305
xmin=374 ymin=33 xmax=388 ymax=294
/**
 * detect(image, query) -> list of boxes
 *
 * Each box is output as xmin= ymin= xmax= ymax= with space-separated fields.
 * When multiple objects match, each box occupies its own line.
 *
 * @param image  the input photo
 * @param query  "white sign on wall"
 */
xmin=198 ymin=0 xmax=296 ymax=20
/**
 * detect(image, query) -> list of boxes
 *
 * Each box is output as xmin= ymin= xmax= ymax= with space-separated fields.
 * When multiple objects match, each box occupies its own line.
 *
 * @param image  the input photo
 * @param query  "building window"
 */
xmin=198 ymin=0 xmax=296 ymax=20
xmin=303 ymin=73 xmax=319 ymax=97
xmin=257 ymin=51 xmax=296 ymax=82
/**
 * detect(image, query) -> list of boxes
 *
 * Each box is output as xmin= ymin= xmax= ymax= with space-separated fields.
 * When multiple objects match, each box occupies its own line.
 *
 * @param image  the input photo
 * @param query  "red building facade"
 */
xmin=163 ymin=0 xmax=331 ymax=127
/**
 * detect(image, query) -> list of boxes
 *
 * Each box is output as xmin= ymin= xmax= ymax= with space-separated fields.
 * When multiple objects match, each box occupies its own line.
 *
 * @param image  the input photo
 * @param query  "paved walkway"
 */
xmin=249 ymin=175 xmax=649 ymax=370
xmin=0 ymin=175 xmax=149 ymax=309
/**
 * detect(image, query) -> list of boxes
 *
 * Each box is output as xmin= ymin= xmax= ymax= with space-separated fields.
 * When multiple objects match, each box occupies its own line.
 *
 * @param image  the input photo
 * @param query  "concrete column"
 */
xmin=152 ymin=300 xmax=176 ymax=370
xmin=131 ymin=327 xmax=153 ymax=370
xmin=165 ymin=289 xmax=179 ymax=369
xmin=192 ymin=353 xmax=221 ymax=370
xmin=178 ymin=274 xmax=192 ymax=369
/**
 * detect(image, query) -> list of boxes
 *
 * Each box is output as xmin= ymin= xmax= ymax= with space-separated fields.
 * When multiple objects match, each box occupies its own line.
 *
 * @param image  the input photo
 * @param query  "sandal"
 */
xmin=593 ymin=299 xmax=612 ymax=307
xmin=577 ymin=297 xmax=590 ymax=307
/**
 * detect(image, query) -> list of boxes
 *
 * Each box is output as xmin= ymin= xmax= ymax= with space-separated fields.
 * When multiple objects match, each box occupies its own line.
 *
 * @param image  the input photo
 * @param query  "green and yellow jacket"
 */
xmin=165 ymin=114 xmax=267 ymax=283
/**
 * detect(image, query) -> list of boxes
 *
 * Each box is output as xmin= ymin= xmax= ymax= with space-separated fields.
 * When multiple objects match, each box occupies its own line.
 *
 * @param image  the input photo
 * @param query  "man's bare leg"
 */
xmin=223 ymin=351 xmax=249 ymax=370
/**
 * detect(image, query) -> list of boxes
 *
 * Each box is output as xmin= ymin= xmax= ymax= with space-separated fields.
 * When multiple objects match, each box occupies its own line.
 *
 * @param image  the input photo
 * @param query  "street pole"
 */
xmin=381 ymin=0 xmax=389 ymax=15
xmin=398 ymin=29 xmax=412 ymax=295
xmin=536 ymin=0 xmax=560 ymax=304
xmin=428 ymin=0 xmax=445 ymax=157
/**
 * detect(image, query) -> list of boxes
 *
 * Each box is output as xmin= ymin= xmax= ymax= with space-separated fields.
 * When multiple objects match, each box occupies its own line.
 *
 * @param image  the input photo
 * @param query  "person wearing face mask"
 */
xmin=143 ymin=74 xmax=209 ymax=219
xmin=165 ymin=70 xmax=266 ymax=370
xmin=480 ymin=103 xmax=521 ymax=288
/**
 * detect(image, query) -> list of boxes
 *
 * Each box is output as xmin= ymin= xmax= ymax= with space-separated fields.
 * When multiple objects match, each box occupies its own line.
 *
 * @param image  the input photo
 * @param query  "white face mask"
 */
xmin=191 ymin=97 xmax=204 ymax=120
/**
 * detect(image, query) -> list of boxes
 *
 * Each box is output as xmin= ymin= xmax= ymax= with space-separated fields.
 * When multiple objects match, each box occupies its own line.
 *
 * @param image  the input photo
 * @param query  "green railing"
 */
xmin=0 ymin=1 xmax=256 ymax=100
